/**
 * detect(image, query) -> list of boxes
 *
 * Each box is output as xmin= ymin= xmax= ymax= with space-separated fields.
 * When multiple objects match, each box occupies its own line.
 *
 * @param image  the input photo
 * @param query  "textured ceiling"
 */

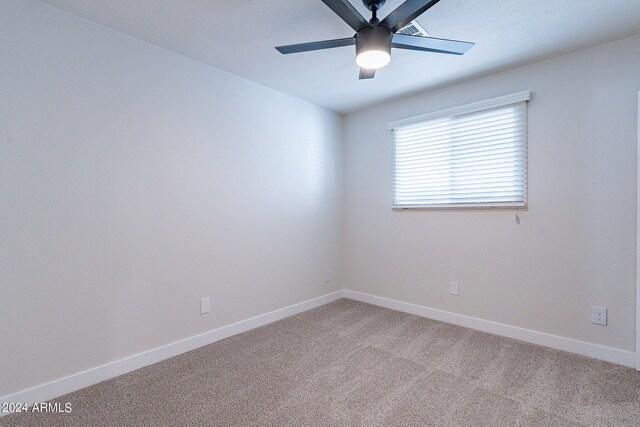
xmin=36 ymin=0 xmax=640 ymax=113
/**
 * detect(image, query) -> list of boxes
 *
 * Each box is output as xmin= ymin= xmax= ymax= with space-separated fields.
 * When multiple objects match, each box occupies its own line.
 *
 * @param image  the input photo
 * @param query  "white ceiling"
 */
xmin=37 ymin=0 xmax=640 ymax=113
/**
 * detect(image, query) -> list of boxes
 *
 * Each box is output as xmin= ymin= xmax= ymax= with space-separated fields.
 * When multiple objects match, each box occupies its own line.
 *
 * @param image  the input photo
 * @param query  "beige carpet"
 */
xmin=3 ymin=299 xmax=640 ymax=426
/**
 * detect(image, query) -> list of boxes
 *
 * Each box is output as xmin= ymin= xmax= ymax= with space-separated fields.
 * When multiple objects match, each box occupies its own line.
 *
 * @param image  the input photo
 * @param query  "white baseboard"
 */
xmin=342 ymin=290 xmax=636 ymax=368
xmin=0 ymin=291 xmax=344 ymax=415
xmin=3 ymin=288 xmax=635 ymax=417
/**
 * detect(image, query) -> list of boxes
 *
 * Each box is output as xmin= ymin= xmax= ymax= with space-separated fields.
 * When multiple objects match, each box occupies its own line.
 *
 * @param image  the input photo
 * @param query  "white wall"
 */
xmin=0 ymin=0 xmax=343 ymax=396
xmin=343 ymin=35 xmax=640 ymax=353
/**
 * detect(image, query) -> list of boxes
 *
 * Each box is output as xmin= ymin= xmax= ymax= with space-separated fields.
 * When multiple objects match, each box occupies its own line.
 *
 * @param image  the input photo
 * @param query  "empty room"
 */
xmin=2 ymin=0 xmax=640 ymax=425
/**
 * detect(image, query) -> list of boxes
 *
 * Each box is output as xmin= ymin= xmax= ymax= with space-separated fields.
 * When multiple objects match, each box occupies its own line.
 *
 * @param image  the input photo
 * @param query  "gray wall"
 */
xmin=343 ymin=35 xmax=640 ymax=352
xmin=1 ymin=0 xmax=343 ymax=396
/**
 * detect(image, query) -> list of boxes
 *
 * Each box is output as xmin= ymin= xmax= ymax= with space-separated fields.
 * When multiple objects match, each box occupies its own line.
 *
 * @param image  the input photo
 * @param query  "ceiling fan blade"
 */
xmin=276 ymin=37 xmax=355 ymax=54
xmin=392 ymin=34 xmax=474 ymax=55
xmin=359 ymin=68 xmax=376 ymax=79
xmin=381 ymin=0 xmax=441 ymax=33
xmin=321 ymin=0 xmax=370 ymax=32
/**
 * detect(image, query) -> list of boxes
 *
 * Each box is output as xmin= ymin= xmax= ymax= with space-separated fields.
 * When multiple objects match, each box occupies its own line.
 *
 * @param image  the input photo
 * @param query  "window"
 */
xmin=390 ymin=91 xmax=530 ymax=209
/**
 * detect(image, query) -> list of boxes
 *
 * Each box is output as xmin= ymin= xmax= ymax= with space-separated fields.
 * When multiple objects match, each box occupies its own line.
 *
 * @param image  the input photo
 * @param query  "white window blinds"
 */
xmin=390 ymin=91 xmax=529 ymax=209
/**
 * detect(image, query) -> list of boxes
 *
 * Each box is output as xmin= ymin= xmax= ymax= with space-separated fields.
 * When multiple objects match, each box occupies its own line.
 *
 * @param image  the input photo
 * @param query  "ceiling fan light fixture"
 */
xmin=275 ymin=0 xmax=475 ymax=80
xmin=355 ymin=25 xmax=392 ymax=70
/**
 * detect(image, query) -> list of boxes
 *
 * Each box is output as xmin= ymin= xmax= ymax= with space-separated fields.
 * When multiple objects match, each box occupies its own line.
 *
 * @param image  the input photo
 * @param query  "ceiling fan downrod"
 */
xmin=363 ymin=0 xmax=386 ymax=24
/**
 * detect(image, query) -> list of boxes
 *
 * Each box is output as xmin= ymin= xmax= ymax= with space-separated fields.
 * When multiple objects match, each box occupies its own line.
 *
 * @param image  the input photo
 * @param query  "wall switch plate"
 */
xmin=200 ymin=297 xmax=210 ymax=314
xmin=591 ymin=306 xmax=607 ymax=325
xmin=449 ymin=281 xmax=459 ymax=296
xmin=324 ymin=270 xmax=332 ymax=283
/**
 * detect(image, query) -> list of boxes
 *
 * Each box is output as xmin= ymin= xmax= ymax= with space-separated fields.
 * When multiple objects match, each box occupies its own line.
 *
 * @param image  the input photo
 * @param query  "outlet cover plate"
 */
xmin=449 ymin=281 xmax=459 ymax=296
xmin=200 ymin=297 xmax=210 ymax=314
xmin=591 ymin=306 xmax=607 ymax=326
xmin=324 ymin=270 xmax=332 ymax=283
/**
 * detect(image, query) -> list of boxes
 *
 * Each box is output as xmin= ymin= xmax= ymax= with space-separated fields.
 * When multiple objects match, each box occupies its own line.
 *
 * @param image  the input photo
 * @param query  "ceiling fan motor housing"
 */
xmin=356 ymin=25 xmax=392 ymax=60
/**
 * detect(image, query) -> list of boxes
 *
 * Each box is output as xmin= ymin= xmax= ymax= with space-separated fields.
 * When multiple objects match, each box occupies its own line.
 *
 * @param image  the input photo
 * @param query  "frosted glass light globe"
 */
xmin=356 ymin=50 xmax=391 ymax=69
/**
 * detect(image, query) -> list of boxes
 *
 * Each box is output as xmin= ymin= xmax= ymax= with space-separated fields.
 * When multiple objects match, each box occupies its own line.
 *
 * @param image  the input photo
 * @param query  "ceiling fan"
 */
xmin=276 ymin=0 xmax=474 ymax=79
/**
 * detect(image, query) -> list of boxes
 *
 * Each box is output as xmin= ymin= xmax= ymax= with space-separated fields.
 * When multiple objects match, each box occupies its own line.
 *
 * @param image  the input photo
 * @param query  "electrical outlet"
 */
xmin=591 ymin=306 xmax=607 ymax=326
xmin=324 ymin=270 xmax=332 ymax=283
xmin=200 ymin=297 xmax=210 ymax=314
xmin=449 ymin=281 xmax=459 ymax=296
